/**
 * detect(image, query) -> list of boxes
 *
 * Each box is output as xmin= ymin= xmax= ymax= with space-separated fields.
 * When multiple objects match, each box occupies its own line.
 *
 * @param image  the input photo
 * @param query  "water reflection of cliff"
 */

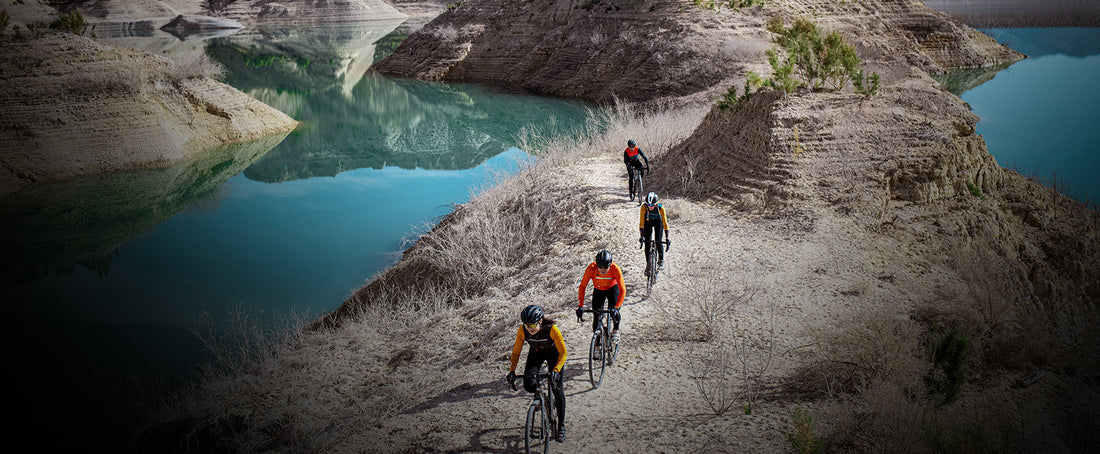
xmin=207 ymin=22 xmax=592 ymax=182
xmin=0 ymin=133 xmax=287 ymax=282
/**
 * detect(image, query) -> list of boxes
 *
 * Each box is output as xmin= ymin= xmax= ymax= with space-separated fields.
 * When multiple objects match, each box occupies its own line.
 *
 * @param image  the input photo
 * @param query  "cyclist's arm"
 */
xmin=550 ymin=325 xmax=567 ymax=372
xmin=612 ymin=264 xmax=626 ymax=308
xmin=659 ymin=205 xmax=669 ymax=231
xmin=578 ymin=264 xmax=594 ymax=307
xmin=509 ymin=327 xmax=524 ymax=372
xmin=640 ymin=150 xmax=649 ymax=167
xmin=639 ymin=205 xmax=646 ymax=230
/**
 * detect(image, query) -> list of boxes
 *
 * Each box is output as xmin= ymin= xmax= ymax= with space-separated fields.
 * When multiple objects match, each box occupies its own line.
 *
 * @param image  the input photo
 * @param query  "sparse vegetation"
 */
xmin=966 ymin=180 xmax=985 ymax=199
xmin=761 ymin=16 xmax=880 ymax=98
xmin=0 ymin=9 xmax=10 ymax=37
xmin=923 ymin=324 xmax=970 ymax=406
xmin=170 ymin=51 xmax=227 ymax=81
xmin=786 ymin=402 xmax=824 ymax=454
xmin=49 ymin=10 xmax=91 ymax=36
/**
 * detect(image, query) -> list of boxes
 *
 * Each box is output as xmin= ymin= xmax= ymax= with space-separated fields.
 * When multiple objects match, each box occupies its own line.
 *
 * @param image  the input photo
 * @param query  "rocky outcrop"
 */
xmin=374 ymin=0 xmax=1022 ymax=103
xmin=0 ymin=33 xmax=298 ymax=197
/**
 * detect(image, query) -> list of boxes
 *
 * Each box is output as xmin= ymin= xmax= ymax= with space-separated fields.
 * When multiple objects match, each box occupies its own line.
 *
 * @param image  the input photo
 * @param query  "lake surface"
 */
xmin=935 ymin=27 xmax=1100 ymax=204
xmin=1 ymin=20 xmax=591 ymax=450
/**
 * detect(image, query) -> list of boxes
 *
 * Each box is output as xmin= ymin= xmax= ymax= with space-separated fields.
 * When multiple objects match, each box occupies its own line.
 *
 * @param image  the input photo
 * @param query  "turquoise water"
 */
xmin=949 ymin=28 xmax=1100 ymax=203
xmin=1 ymin=22 xmax=591 ymax=450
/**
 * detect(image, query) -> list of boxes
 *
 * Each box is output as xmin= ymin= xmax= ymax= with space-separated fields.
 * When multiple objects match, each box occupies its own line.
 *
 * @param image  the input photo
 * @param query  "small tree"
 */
xmin=763 ymin=16 xmax=880 ymax=96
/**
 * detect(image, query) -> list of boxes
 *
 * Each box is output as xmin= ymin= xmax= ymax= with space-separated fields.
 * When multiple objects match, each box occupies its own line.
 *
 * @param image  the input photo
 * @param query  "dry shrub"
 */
xmin=655 ymin=268 xmax=768 ymax=415
xmin=793 ymin=308 xmax=925 ymax=396
xmin=169 ymin=51 xmax=226 ymax=81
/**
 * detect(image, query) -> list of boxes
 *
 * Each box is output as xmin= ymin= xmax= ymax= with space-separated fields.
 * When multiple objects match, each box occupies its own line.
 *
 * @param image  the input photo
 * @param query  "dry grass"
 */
xmin=169 ymin=51 xmax=226 ymax=81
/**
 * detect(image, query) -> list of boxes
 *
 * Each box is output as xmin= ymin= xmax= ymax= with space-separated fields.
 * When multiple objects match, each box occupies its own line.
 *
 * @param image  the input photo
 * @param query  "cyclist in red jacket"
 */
xmin=575 ymin=250 xmax=626 ymax=343
xmin=623 ymin=139 xmax=650 ymax=201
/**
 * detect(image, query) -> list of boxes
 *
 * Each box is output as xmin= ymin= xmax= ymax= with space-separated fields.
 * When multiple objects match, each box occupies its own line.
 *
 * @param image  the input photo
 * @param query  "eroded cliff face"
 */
xmin=648 ymin=69 xmax=1098 ymax=352
xmin=0 ymin=33 xmax=298 ymax=197
xmin=374 ymin=0 xmax=1022 ymax=103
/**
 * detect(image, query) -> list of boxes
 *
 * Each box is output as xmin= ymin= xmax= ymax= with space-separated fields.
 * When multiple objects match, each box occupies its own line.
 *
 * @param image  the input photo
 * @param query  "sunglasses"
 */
xmin=524 ymin=321 xmax=541 ymax=330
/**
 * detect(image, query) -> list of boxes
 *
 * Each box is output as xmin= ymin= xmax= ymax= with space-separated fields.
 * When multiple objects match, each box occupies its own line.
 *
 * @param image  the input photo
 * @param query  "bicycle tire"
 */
xmin=525 ymin=396 xmax=549 ymax=454
xmin=646 ymin=242 xmax=658 ymax=289
xmin=635 ymin=173 xmax=644 ymax=206
xmin=589 ymin=328 xmax=607 ymax=388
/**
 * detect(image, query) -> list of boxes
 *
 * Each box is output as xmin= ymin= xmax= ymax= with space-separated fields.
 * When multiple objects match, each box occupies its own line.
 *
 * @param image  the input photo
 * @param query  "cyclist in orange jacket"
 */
xmin=575 ymin=250 xmax=626 ymax=343
xmin=623 ymin=139 xmax=649 ymax=201
xmin=507 ymin=304 xmax=568 ymax=442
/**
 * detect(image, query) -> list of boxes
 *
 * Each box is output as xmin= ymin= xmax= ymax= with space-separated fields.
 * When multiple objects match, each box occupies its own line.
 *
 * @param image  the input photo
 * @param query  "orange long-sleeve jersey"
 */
xmin=639 ymin=203 xmax=669 ymax=230
xmin=509 ymin=323 xmax=568 ymax=373
xmin=577 ymin=262 xmax=625 ymax=308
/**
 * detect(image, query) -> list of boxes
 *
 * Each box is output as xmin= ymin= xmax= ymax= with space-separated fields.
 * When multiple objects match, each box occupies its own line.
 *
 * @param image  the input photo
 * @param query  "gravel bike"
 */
xmin=640 ymin=237 xmax=671 ymax=290
xmin=510 ymin=371 xmax=559 ymax=453
xmin=578 ymin=308 xmax=619 ymax=388
xmin=629 ymin=164 xmax=649 ymax=205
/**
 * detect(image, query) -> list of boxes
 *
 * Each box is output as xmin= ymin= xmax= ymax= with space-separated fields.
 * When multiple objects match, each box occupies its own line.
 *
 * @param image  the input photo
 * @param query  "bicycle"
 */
xmin=510 ymin=371 xmax=559 ymax=453
xmin=640 ymin=237 xmax=671 ymax=290
xmin=629 ymin=165 xmax=648 ymax=206
xmin=577 ymin=308 xmax=619 ymax=388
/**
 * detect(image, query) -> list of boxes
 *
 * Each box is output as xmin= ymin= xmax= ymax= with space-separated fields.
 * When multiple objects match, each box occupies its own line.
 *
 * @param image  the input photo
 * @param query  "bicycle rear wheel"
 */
xmin=589 ymin=328 xmax=607 ymax=388
xmin=525 ymin=397 xmax=549 ymax=454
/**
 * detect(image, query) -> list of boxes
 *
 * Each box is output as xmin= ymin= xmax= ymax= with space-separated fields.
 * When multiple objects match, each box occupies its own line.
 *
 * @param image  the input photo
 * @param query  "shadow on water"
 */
xmin=0 ymin=132 xmax=288 ymax=282
xmin=205 ymin=22 xmax=594 ymax=182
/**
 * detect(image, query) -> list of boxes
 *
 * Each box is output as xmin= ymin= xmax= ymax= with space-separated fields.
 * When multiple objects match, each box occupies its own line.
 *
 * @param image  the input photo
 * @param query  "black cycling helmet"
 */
xmin=627 ymin=139 xmax=636 ymax=147
xmin=521 ymin=305 xmax=544 ymax=324
xmin=646 ymin=192 xmax=658 ymax=205
xmin=595 ymin=250 xmax=613 ymax=268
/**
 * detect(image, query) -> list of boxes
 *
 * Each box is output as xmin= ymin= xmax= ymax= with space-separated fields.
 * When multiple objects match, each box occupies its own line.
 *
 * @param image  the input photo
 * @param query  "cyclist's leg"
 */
xmin=608 ymin=285 xmax=622 ymax=331
xmin=522 ymin=353 xmax=543 ymax=393
xmin=546 ymin=351 xmax=566 ymax=434
xmin=654 ymin=225 xmax=665 ymax=266
xmin=626 ymin=165 xmax=636 ymax=197
xmin=591 ymin=289 xmax=610 ymax=333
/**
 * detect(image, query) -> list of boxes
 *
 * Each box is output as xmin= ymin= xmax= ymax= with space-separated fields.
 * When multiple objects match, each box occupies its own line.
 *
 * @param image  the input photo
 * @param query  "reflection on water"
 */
xmin=934 ymin=27 xmax=1100 ymax=203
xmin=206 ymin=23 xmax=592 ymax=182
xmin=0 ymin=131 xmax=288 ymax=282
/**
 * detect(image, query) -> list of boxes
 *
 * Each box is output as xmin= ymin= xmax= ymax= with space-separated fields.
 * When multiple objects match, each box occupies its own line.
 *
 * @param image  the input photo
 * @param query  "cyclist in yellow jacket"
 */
xmin=507 ymin=304 xmax=568 ymax=442
xmin=639 ymin=192 xmax=669 ymax=271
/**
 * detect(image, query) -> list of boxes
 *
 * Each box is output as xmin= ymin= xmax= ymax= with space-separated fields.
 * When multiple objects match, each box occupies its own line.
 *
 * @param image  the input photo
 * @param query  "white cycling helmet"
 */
xmin=645 ymin=192 xmax=658 ymax=204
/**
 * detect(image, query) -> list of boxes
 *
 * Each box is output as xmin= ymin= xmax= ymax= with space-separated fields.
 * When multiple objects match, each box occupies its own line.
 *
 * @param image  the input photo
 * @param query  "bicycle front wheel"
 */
xmin=525 ymin=399 xmax=548 ymax=454
xmin=589 ymin=329 xmax=607 ymax=388
xmin=635 ymin=174 xmax=644 ymax=206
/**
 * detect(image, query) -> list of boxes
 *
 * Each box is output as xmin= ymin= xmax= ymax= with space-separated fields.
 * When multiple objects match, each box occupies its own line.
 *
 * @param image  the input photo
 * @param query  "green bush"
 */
xmin=786 ymin=403 xmax=824 ymax=454
xmin=966 ymin=180 xmax=985 ymax=199
xmin=49 ymin=10 xmax=91 ymax=36
xmin=763 ymin=16 xmax=880 ymax=97
xmin=1 ymin=10 xmax=10 ymax=36
xmin=924 ymin=323 xmax=970 ymax=405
